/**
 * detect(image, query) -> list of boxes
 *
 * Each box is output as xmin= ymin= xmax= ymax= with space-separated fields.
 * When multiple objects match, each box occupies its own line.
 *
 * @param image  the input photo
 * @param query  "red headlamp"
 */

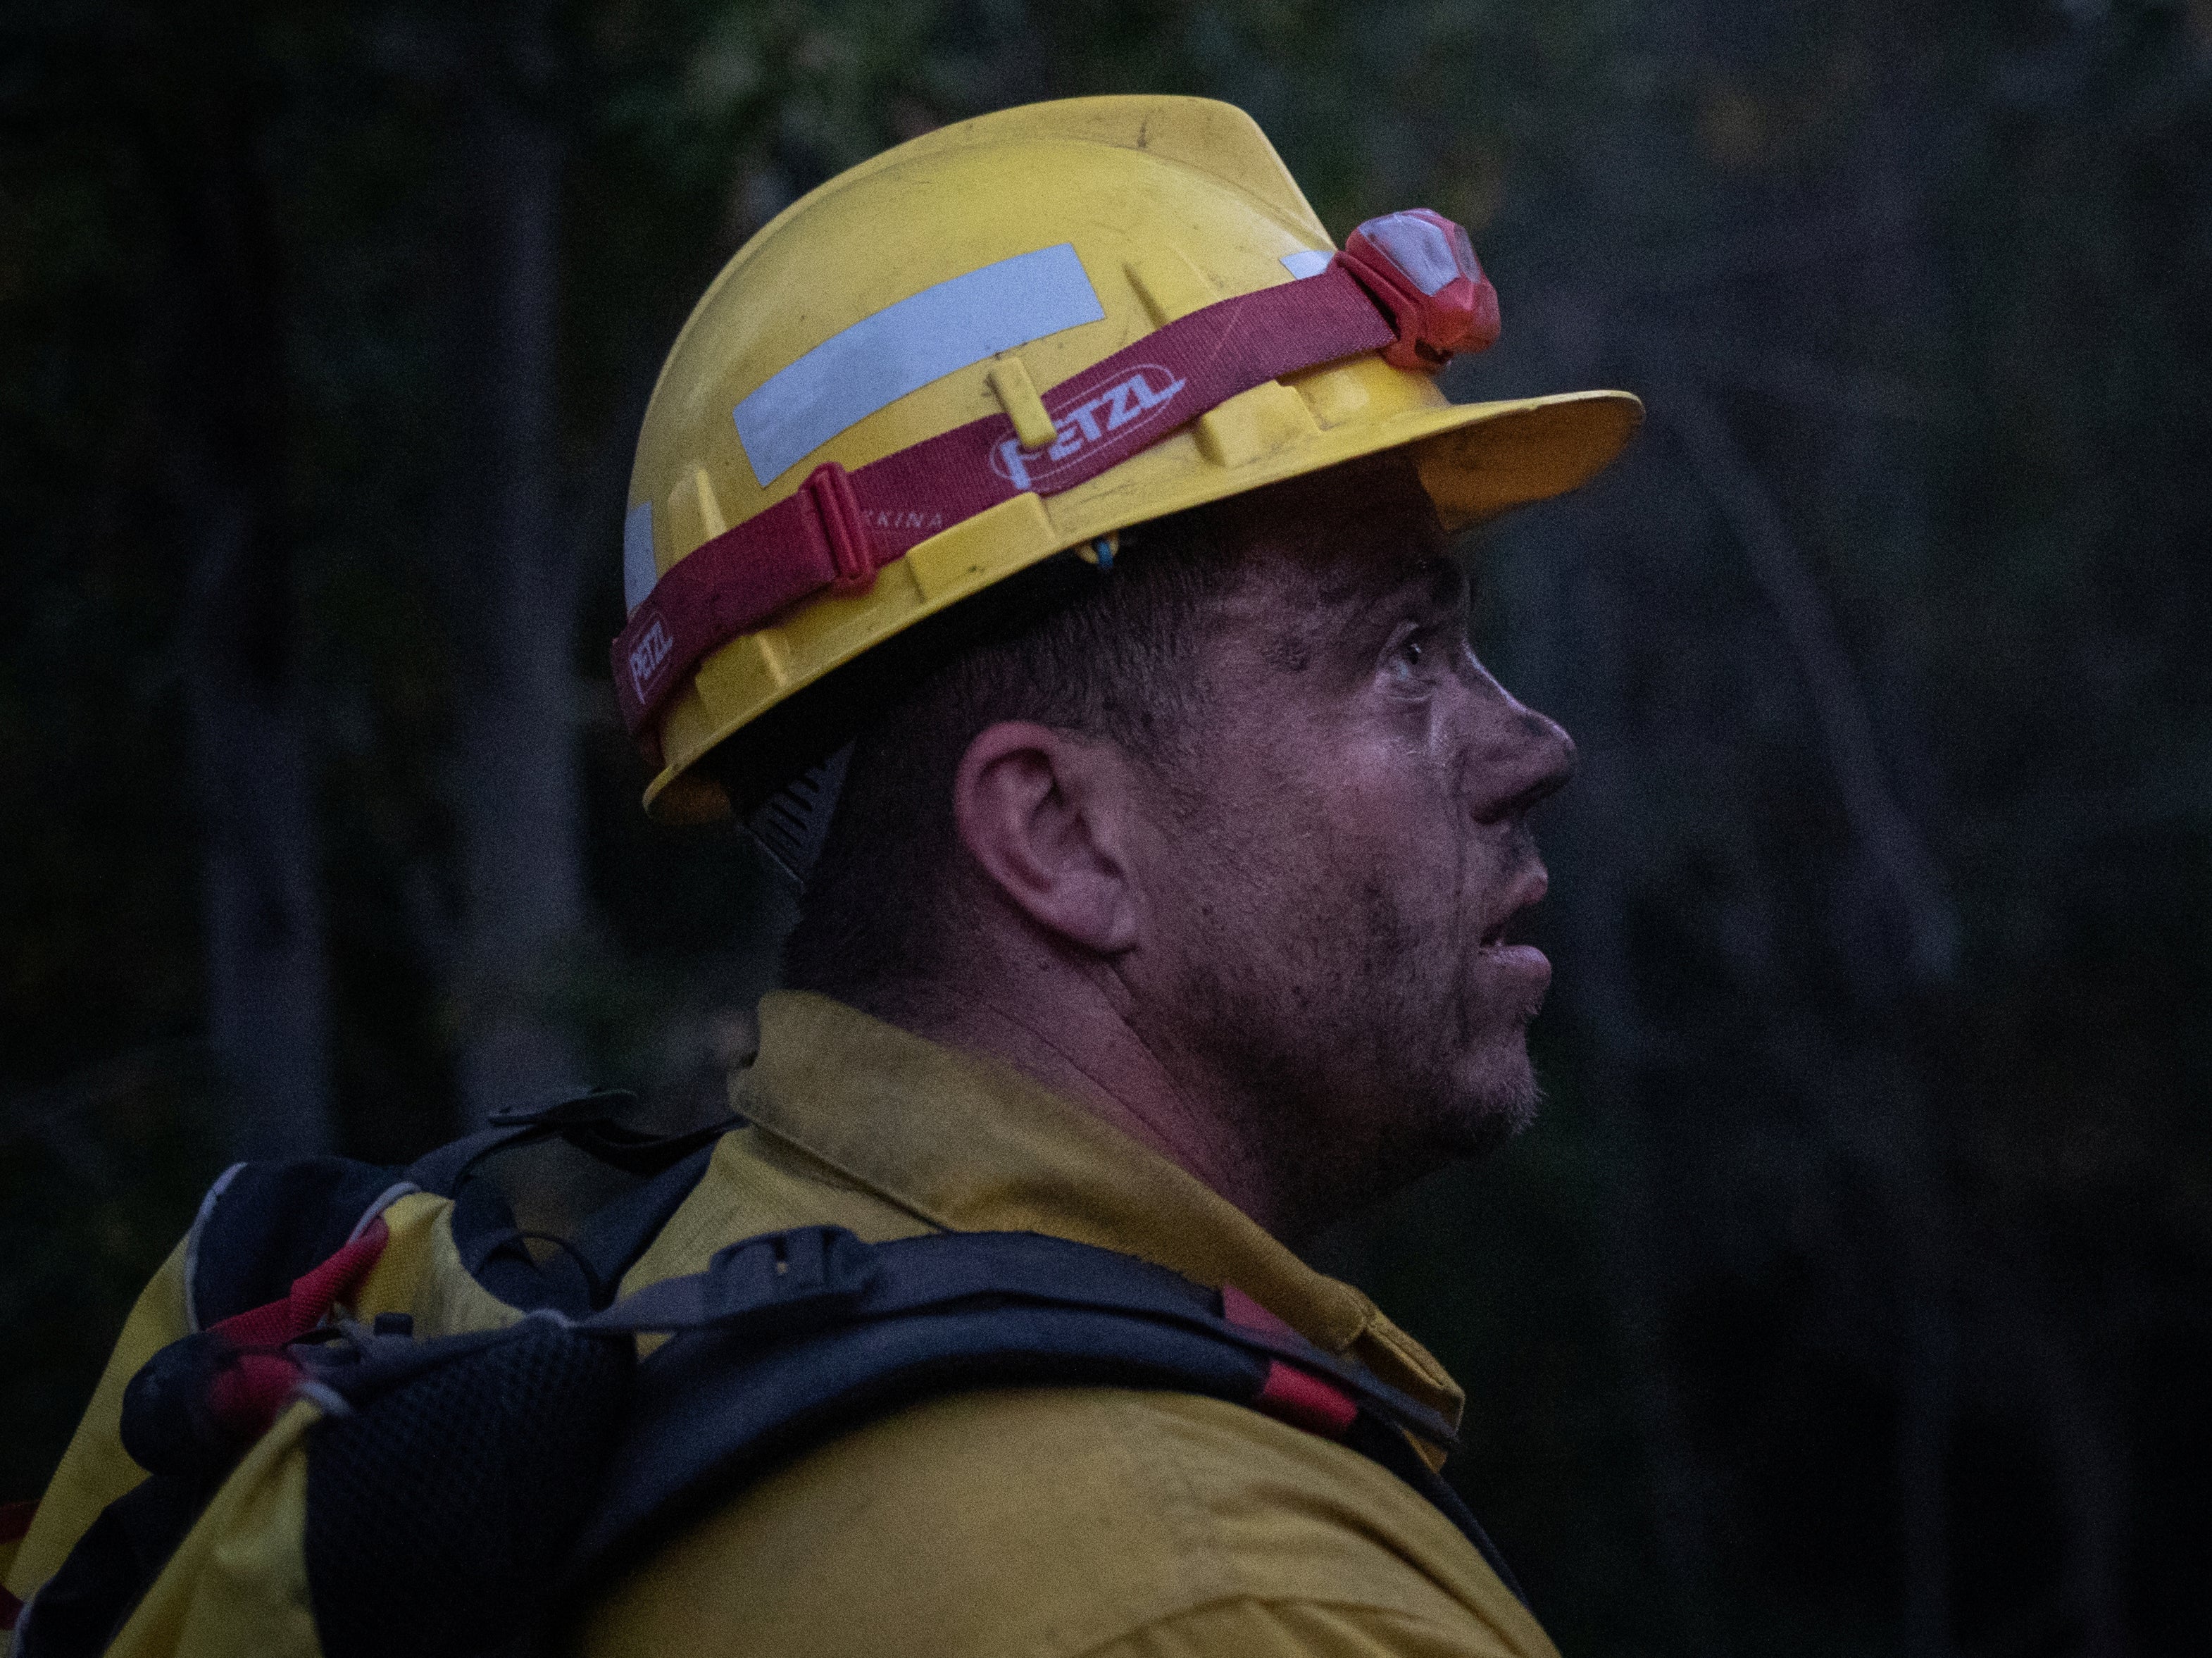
xmin=1336 ymin=208 xmax=1502 ymax=370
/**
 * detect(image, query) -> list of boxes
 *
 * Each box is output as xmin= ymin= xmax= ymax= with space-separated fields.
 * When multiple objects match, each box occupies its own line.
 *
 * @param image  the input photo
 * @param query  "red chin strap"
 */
xmin=611 ymin=211 xmax=1501 ymax=757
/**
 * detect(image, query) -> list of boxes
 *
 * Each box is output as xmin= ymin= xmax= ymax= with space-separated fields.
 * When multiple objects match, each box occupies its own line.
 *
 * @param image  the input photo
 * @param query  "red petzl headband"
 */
xmin=611 ymin=211 xmax=1501 ymax=755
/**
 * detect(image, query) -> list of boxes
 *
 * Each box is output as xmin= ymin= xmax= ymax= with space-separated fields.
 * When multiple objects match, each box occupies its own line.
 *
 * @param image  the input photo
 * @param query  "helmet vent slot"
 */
xmin=745 ymin=744 xmax=853 ymax=887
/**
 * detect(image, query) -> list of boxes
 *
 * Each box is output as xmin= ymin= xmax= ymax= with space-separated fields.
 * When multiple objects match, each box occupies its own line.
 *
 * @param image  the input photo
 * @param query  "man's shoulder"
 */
xmin=575 ymin=1383 xmax=1543 ymax=1658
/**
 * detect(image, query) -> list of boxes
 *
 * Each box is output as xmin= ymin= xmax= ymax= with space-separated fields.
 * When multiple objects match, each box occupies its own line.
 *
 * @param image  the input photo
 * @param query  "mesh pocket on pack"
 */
xmin=304 ymin=1320 xmax=631 ymax=1658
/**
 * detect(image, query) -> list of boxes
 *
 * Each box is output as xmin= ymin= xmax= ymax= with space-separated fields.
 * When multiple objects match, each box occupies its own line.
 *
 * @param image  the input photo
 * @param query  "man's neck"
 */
xmin=854 ymin=973 xmax=1300 ymax=1238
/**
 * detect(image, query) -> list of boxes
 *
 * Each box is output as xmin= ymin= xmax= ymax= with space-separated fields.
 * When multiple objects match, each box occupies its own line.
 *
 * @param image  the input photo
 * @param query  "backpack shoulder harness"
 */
xmin=6 ymin=1097 xmax=1526 ymax=1658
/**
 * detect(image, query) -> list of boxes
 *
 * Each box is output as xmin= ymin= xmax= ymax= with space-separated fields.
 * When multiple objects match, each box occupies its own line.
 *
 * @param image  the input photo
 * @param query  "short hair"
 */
xmin=782 ymin=505 xmax=1247 ymax=1002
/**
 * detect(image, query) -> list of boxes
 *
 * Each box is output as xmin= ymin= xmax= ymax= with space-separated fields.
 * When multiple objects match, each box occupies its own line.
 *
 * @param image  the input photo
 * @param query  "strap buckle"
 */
xmin=699 ymin=1225 xmax=880 ymax=1333
xmin=800 ymin=461 xmax=876 ymax=595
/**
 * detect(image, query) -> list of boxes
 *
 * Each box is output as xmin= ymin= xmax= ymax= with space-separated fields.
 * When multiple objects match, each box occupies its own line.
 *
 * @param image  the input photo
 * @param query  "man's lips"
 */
xmin=1477 ymin=867 xmax=1551 ymax=950
xmin=1476 ymin=868 xmax=1553 ymax=1003
xmin=1477 ymin=941 xmax=1551 ymax=991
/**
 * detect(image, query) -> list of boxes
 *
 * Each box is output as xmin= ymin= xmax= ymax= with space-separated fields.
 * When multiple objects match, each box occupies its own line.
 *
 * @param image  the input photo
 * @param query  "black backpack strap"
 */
xmin=406 ymin=1088 xmax=736 ymax=1196
xmin=445 ymin=1143 xmax=725 ymax=1316
xmin=401 ymin=1089 xmax=627 ymax=1196
xmin=413 ymin=1087 xmax=737 ymax=1315
xmin=400 ymin=1089 xmax=637 ymax=1197
xmin=558 ymin=1228 xmax=1525 ymax=1613
xmin=175 ymin=1089 xmax=739 ymax=1328
xmin=566 ymin=1142 xmax=724 ymax=1298
xmin=11 ymin=1470 xmax=218 ymax=1658
xmin=48 ymin=1225 xmax=1525 ymax=1658
xmin=401 ymin=1128 xmax=535 ymax=1199
xmin=271 ymin=1227 xmax=1527 ymax=1656
xmin=175 ymin=1093 xmax=737 ymax=1330
xmin=449 ymin=1178 xmax=597 ymax=1315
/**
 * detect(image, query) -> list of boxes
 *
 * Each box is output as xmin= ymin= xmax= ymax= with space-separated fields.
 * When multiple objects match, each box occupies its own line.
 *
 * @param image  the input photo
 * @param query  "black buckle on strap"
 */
xmin=699 ymin=1226 xmax=879 ymax=1333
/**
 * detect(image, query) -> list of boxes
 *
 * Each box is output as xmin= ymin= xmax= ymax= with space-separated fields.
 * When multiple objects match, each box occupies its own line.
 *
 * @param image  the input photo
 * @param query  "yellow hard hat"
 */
xmin=615 ymin=94 xmax=1641 ymax=823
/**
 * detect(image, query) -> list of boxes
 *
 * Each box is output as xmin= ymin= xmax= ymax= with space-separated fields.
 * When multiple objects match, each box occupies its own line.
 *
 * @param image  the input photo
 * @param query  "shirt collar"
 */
xmin=737 ymin=990 xmax=1465 ymax=1431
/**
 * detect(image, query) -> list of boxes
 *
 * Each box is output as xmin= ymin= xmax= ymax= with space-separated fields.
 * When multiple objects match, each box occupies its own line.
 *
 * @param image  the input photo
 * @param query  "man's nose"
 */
xmin=1464 ymin=668 xmax=1576 ymax=824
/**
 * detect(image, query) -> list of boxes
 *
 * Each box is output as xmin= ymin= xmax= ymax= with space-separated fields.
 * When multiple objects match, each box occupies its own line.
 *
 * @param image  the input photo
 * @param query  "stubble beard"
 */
xmin=1163 ymin=856 xmax=1543 ymax=1238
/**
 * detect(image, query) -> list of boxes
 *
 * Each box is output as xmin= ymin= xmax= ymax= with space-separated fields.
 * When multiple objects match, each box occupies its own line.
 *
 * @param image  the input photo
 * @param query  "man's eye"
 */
xmin=1385 ymin=630 xmax=1430 ymax=682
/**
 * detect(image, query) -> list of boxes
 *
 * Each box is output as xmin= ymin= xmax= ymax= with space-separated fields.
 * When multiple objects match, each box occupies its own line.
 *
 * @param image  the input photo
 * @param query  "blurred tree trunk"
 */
xmin=1642 ymin=344 xmax=1968 ymax=1657
xmin=1539 ymin=574 xmax=1732 ymax=1658
xmin=163 ymin=56 xmax=335 ymax=1159
xmin=444 ymin=0 xmax=589 ymax=1124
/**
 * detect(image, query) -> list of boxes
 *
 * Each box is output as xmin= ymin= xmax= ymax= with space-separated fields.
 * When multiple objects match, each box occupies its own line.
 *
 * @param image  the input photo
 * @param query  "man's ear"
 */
xmin=951 ymin=721 xmax=1141 ymax=956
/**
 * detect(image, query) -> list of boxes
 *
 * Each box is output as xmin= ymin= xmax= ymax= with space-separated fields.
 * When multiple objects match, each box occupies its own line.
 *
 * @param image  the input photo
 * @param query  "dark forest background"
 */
xmin=4 ymin=2 xmax=2208 ymax=1654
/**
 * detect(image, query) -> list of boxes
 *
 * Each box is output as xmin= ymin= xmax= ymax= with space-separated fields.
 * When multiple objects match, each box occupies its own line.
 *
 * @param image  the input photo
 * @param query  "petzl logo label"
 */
xmin=990 ymin=364 xmax=1187 ymax=490
xmin=628 ymin=615 xmax=673 ymax=699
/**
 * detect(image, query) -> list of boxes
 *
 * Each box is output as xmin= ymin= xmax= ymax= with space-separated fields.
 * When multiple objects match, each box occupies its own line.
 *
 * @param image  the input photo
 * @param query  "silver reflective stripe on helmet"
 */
xmin=731 ymin=244 xmax=1105 ymax=487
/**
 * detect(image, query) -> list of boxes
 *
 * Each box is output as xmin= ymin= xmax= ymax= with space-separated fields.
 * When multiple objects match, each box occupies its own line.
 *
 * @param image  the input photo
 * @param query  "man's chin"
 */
xmin=1437 ymin=1047 xmax=1542 ymax=1160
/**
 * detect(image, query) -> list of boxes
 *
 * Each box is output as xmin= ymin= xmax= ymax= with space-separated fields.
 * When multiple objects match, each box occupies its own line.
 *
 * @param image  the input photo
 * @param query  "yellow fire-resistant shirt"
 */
xmin=578 ymin=992 xmax=1561 ymax=1658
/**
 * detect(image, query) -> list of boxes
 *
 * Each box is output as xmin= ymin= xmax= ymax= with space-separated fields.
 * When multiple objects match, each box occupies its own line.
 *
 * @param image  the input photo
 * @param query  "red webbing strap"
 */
xmin=206 ymin=1214 xmax=391 ymax=1350
xmin=204 ymin=1215 xmax=392 ymax=1440
xmin=1221 ymin=1282 xmax=1361 ymax=1438
xmin=611 ymin=263 xmax=1396 ymax=746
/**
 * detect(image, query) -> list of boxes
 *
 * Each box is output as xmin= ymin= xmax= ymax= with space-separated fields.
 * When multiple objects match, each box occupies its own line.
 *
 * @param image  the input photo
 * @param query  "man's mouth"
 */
xmin=1478 ymin=868 xmax=1551 ymax=952
xmin=1474 ymin=870 xmax=1554 ymax=1014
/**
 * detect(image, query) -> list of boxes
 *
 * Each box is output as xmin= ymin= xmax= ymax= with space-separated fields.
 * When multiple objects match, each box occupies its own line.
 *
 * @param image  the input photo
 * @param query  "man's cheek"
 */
xmin=1318 ymin=749 xmax=1444 ymax=845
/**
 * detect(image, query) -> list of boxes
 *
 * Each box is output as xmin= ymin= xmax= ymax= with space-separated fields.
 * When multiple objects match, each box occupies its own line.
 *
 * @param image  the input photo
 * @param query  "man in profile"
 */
xmin=580 ymin=94 xmax=1637 ymax=1656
